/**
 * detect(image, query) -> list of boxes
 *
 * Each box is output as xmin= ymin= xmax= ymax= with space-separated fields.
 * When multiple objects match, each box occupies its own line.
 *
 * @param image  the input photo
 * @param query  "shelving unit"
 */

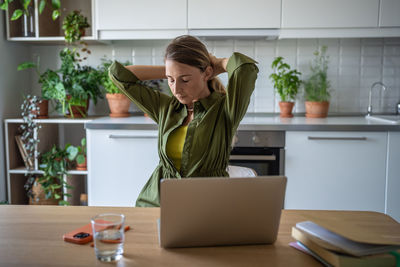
xmin=5 ymin=0 xmax=96 ymax=42
xmin=4 ymin=117 xmax=93 ymax=205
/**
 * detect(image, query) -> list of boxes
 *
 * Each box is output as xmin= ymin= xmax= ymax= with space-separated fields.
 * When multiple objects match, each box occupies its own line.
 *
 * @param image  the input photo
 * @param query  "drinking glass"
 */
xmin=91 ymin=213 xmax=125 ymax=262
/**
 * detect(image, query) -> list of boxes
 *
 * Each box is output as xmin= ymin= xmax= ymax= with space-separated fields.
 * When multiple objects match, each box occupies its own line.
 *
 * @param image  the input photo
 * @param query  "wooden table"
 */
xmin=0 ymin=206 xmax=331 ymax=266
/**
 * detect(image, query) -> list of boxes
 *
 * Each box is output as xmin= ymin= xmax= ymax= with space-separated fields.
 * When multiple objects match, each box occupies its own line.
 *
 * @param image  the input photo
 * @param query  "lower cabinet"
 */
xmin=285 ymin=131 xmax=387 ymax=212
xmin=87 ymin=129 xmax=158 ymax=207
xmin=386 ymin=132 xmax=400 ymax=222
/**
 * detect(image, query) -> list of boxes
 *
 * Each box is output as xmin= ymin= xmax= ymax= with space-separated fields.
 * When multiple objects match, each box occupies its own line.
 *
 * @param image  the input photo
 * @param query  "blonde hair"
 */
xmin=165 ymin=35 xmax=226 ymax=95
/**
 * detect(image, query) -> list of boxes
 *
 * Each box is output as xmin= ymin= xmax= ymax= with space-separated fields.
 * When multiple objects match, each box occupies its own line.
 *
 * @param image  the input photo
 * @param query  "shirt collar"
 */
xmin=174 ymin=90 xmax=223 ymax=113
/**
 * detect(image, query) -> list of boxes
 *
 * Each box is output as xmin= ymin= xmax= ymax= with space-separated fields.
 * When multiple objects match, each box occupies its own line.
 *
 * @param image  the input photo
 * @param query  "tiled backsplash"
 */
xmin=30 ymin=38 xmax=400 ymax=115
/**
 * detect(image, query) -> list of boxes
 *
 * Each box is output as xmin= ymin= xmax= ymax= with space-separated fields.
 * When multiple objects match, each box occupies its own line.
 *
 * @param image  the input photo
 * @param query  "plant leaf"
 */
xmin=17 ymin=62 xmax=36 ymax=70
xmin=11 ymin=9 xmax=23 ymax=20
xmin=52 ymin=9 xmax=59 ymax=20
xmin=51 ymin=0 xmax=60 ymax=9
xmin=38 ymin=0 xmax=45 ymax=14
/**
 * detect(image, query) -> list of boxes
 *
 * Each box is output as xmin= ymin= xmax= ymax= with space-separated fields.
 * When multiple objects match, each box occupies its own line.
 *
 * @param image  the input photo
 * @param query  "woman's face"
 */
xmin=165 ymin=59 xmax=212 ymax=106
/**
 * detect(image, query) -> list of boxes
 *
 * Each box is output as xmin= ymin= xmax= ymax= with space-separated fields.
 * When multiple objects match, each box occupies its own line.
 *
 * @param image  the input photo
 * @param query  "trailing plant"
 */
xmin=0 ymin=0 xmax=60 ymax=21
xmin=38 ymin=144 xmax=77 ymax=205
xmin=62 ymin=10 xmax=90 ymax=44
xmin=19 ymin=95 xmax=41 ymax=168
xmin=19 ymin=95 xmax=42 ymax=200
xmin=269 ymin=57 xmax=302 ymax=102
xmin=303 ymin=46 xmax=331 ymax=102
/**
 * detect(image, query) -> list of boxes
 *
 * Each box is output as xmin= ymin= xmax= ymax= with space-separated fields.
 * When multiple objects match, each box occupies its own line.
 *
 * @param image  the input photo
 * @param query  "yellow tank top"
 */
xmin=166 ymin=125 xmax=188 ymax=171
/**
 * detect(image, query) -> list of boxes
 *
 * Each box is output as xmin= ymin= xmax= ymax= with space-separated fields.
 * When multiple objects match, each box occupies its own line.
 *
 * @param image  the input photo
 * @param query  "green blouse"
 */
xmin=108 ymin=52 xmax=258 ymax=207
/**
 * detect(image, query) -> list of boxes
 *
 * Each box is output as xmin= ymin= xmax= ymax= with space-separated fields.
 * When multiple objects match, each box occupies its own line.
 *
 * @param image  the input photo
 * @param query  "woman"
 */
xmin=109 ymin=35 xmax=258 ymax=207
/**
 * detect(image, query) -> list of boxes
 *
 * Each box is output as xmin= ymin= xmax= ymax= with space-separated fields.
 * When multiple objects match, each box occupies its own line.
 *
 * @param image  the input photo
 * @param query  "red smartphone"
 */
xmin=63 ymin=223 xmax=94 ymax=244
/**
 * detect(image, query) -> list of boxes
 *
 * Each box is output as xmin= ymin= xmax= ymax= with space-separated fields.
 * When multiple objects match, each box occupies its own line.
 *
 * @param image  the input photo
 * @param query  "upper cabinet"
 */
xmin=187 ymin=0 xmax=280 ymax=29
xmin=95 ymin=0 xmax=187 ymax=39
xmin=281 ymin=0 xmax=379 ymax=28
xmin=379 ymin=0 xmax=400 ymax=27
xmin=280 ymin=0 xmax=400 ymax=38
xmin=6 ymin=0 xmax=95 ymax=41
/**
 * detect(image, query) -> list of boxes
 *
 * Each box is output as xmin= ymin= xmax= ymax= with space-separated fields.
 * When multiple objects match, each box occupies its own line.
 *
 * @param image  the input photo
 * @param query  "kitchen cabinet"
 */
xmin=5 ymin=0 xmax=96 ymax=41
xmin=379 ymin=0 xmax=400 ymax=27
xmin=281 ymin=0 xmax=379 ymax=28
xmin=4 ymin=118 xmax=88 ymax=205
xmin=95 ymin=0 xmax=187 ymax=39
xmin=87 ymin=129 xmax=158 ymax=207
xmin=187 ymin=0 xmax=281 ymax=29
xmin=386 ymin=132 xmax=400 ymax=222
xmin=285 ymin=131 xmax=387 ymax=212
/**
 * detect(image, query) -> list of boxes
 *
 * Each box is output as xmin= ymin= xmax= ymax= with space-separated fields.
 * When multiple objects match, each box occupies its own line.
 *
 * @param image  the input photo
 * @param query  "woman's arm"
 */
xmin=125 ymin=65 xmax=166 ymax=81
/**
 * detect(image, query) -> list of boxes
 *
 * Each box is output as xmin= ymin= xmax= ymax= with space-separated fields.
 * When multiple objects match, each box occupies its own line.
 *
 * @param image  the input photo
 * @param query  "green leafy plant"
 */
xmin=66 ymin=137 xmax=86 ymax=165
xmin=303 ymin=46 xmax=331 ymax=102
xmin=62 ymin=10 xmax=90 ymax=44
xmin=269 ymin=57 xmax=302 ymax=102
xmin=98 ymin=58 xmax=127 ymax=94
xmin=59 ymin=48 xmax=102 ymax=117
xmin=18 ymin=48 xmax=103 ymax=118
xmin=0 ymin=0 xmax=60 ymax=21
xmin=38 ymin=144 xmax=77 ymax=205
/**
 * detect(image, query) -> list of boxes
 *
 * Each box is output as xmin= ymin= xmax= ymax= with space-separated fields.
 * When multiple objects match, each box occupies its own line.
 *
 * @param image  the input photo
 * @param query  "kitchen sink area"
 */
xmin=366 ymin=115 xmax=400 ymax=124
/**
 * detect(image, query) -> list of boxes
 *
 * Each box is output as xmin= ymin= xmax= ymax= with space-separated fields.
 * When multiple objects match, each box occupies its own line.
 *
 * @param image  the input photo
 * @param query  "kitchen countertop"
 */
xmin=85 ymin=114 xmax=400 ymax=131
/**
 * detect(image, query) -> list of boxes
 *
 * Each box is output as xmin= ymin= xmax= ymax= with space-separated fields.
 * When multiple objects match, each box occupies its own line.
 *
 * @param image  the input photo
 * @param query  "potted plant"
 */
xmin=35 ymin=144 xmax=76 ymax=205
xmin=67 ymin=137 xmax=87 ymax=170
xmin=269 ymin=57 xmax=302 ymax=118
xmin=303 ymin=46 xmax=332 ymax=118
xmin=62 ymin=10 xmax=90 ymax=44
xmin=1 ymin=0 xmax=60 ymax=21
xmin=99 ymin=58 xmax=132 ymax=117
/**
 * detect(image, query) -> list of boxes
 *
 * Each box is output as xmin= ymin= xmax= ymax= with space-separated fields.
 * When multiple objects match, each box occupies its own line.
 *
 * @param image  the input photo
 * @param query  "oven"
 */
xmin=229 ymin=131 xmax=285 ymax=176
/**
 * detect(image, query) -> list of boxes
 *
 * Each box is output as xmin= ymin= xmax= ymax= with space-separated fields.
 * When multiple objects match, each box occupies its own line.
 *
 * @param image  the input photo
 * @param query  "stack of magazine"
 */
xmin=291 ymin=214 xmax=400 ymax=267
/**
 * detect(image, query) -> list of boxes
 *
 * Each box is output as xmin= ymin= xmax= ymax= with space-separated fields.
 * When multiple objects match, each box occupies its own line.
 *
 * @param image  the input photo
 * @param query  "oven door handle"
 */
xmin=229 ymin=155 xmax=277 ymax=161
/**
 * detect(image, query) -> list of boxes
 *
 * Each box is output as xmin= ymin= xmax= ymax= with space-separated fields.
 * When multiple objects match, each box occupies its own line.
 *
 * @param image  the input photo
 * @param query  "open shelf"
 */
xmin=6 ymin=0 xmax=97 ymax=42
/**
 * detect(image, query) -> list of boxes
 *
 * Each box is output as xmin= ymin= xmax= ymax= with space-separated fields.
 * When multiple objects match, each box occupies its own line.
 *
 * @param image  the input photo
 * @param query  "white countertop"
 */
xmin=84 ymin=114 xmax=400 ymax=131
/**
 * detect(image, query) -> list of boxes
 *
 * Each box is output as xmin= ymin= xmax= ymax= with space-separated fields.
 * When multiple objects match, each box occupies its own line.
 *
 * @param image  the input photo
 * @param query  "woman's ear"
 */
xmin=204 ymin=65 xmax=213 ymax=81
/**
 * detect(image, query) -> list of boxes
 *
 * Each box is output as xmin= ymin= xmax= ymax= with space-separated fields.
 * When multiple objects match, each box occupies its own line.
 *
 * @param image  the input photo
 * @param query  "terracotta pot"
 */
xmin=76 ymin=156 xmax=87 ymax=171
xmin=279 ymin=101 xmax=295 ymax=118
xmin=66 ymin=95 xmax=89 ymax=118
xmin=31 ymin=99 xmax=49 ymax=119
xmin=29 ymin=178 xmax=60 ymax=205
xmin=305 ymin=101 xmax=330 ymax=118
xmin=106 ymin=93 xmax=131 ymax=118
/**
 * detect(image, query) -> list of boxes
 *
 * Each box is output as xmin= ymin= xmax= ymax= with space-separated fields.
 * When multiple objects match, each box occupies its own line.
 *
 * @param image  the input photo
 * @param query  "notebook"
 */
xmin=158 ymin=176 xmax=287 ymax=248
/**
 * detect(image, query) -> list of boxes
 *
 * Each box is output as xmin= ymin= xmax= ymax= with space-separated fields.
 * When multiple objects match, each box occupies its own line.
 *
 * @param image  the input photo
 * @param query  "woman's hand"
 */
xmin=209 ymin=54 xmax=228 ymax=78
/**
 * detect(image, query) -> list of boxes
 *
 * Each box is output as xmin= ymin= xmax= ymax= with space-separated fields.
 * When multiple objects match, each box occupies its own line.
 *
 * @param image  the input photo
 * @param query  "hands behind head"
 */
xmin=209 ymin=54 xmax=228 ymax=78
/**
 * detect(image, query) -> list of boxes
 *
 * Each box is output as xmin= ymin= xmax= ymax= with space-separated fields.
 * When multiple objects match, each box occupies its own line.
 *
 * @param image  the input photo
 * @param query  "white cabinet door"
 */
xmin=386 ymin=132 xmax=400 ymax=222
xmin=285 ymin=131 xmax=387 ymax=212
xmin=379 ymin=0 xmax=400 ymax=27
xmin=188 ymin=0 xmax=281 ymax=29
xmin=96 ymin=0 xmax=187 ymax=30
xmin=282 ymin=0 xmax=379 ymax=28
xmin=87 ymin=129 xmax=158 ymax=207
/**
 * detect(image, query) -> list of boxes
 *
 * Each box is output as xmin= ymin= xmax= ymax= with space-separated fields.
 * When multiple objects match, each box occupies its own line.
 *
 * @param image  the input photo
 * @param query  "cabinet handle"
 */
xmin=108 ymin=134 xmax=157 ymax=139
xmin=307 ymin=136 xmax=367 ymax=141
xmin=230 ymin=155 xmax=276 ymax=161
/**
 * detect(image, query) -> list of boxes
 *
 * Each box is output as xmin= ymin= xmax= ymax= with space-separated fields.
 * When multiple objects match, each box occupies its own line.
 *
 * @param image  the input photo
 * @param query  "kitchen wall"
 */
xmin=29 ymin=37 xmax=400 ymax=115
xmin=0 ymin=11 xmax=31 ymax=202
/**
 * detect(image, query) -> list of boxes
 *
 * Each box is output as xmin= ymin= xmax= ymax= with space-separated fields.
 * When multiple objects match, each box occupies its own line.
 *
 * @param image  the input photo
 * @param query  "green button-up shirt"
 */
xmin=109 ymin=52 xmax=258 ymax=207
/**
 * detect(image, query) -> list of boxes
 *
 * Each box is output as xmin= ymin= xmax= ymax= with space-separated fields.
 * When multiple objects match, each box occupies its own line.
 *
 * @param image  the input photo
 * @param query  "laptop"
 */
xmin=158 ymin=176 xmax=287 ymax=248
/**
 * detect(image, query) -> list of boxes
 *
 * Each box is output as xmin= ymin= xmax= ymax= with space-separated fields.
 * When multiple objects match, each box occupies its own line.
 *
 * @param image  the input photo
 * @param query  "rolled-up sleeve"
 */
xmin=108 ymin=61 xmax=170 ymax=123
xmin=225 ymin=52 xmax=258 ymax=128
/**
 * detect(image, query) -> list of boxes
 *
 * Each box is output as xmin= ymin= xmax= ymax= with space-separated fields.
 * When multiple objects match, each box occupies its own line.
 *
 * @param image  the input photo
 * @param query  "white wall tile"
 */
xmin=32 ymin=37 xmax=400 ymax=115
